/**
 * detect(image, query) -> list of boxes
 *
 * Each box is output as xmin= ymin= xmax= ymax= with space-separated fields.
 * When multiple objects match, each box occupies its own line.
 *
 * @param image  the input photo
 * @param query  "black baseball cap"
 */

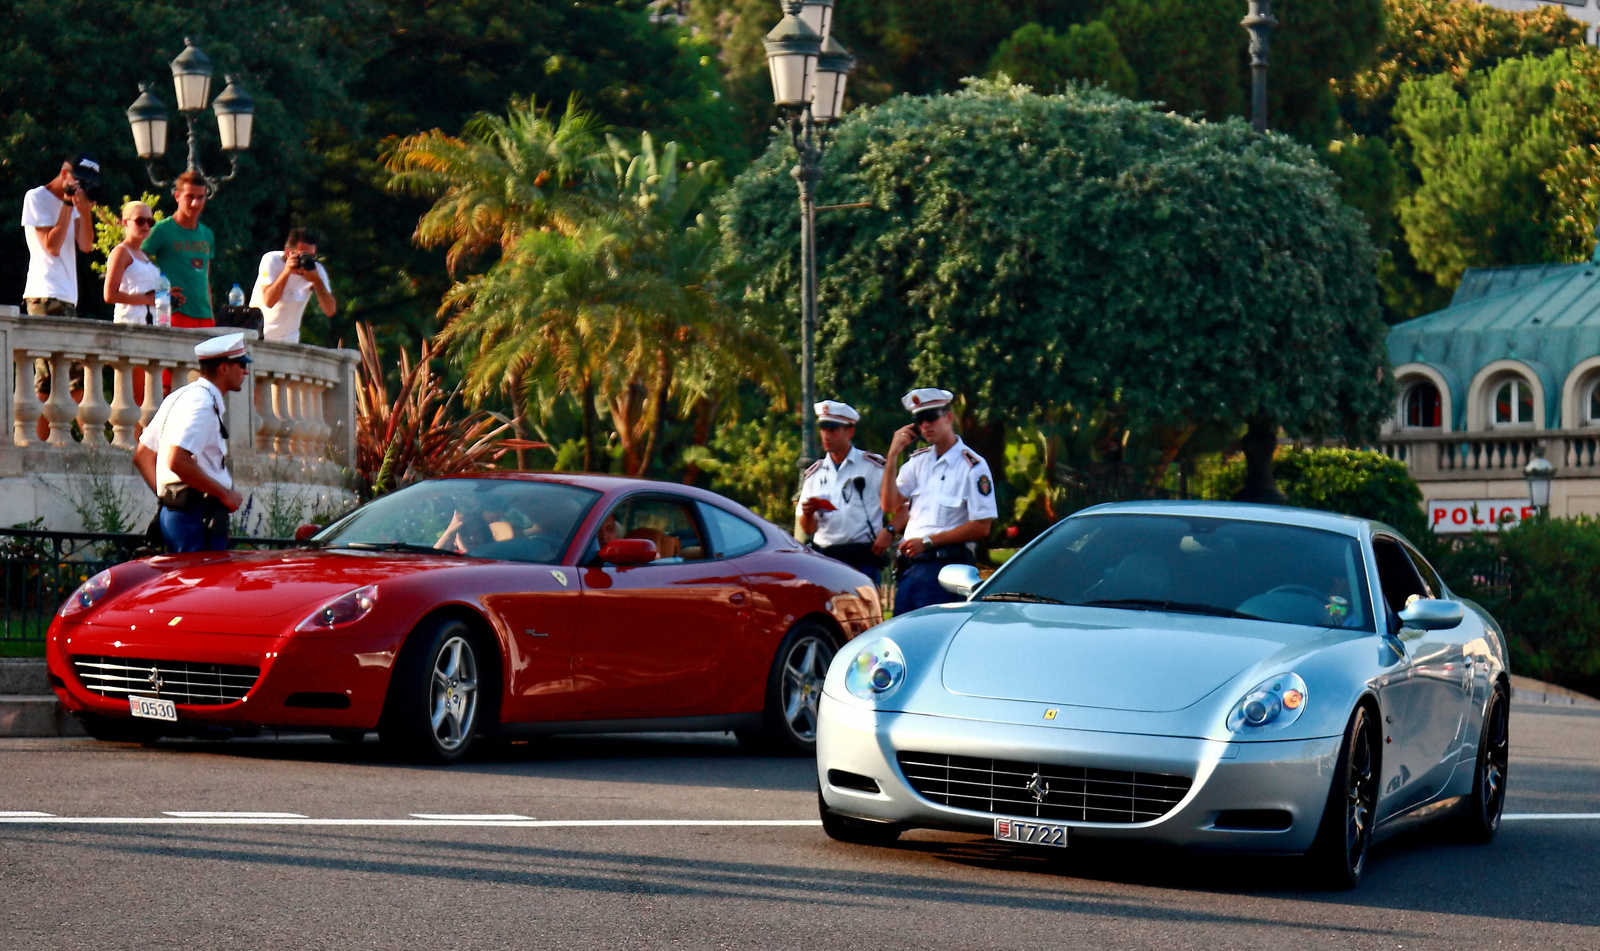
xmin=69 ymin=152 xmax=102 ymax=186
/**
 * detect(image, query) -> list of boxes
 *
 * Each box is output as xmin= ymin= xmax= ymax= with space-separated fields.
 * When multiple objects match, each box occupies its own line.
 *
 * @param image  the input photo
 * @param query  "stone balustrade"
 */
xmin=0 ymin=308 xmax=357 ymax=528
xmin=1378 ymin=430 xmax=1600 ymax=480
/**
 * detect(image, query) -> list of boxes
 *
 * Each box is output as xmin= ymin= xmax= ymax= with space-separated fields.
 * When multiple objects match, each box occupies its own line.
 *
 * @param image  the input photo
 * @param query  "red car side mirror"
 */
xmin=294 ymin=523 xmax=322 ymax=541
xmin=600 ymin=538 xmax=657 ymax=565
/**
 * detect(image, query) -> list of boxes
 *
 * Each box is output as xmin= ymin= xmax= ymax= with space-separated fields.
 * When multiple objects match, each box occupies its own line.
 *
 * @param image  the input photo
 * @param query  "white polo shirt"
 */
xmin=139 ymin=378 xmax=232 ymax=492
xmin=249 ymin=250 xmax=330 ymax=343
xmin=21 ymin=186 xmax=80 ymax=304
xmin=796 ymin=445 xmax=886 ymax=547
xmin=895 ymin=437 xmax=998 ymax=540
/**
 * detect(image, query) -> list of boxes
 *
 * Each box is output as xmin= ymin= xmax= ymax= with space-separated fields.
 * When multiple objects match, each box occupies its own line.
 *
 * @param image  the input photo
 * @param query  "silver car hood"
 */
xmin=941 ymin=602 xmax=1327 ymax=713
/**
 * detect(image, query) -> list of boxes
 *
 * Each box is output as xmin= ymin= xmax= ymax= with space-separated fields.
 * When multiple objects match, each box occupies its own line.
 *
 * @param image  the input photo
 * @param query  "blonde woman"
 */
xmin=103 ymin=201 xmax=162 ymax=325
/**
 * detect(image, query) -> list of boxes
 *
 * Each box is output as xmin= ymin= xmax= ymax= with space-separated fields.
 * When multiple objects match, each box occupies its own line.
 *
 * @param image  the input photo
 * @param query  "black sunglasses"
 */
xmin=912 ymin=409 xmax=946 ymax=425
xmin=126 ymin=216 xmax=155 ymax=227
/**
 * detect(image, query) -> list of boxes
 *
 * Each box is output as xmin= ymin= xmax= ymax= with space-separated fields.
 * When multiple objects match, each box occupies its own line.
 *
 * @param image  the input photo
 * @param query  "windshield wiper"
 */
xmin=1077 ymin=598 xmax=1267 ymax=621
xmin=977 ymin=591 xmax=1065 ymax=604
xmin=329 ymin=541 xmax=472 ymax=557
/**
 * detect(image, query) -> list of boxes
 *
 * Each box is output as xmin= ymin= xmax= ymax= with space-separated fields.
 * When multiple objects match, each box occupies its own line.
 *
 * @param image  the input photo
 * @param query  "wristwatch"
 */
xmin=921 ymin=535 xmax=934 ymax=549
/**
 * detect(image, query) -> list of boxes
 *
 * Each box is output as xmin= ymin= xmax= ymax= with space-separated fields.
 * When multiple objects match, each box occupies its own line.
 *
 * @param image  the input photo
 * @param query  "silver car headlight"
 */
xmin=1226 ymin=673 xmax=1308 ymax=733
xmin=844 ymin=637 xmax=906 ymax=701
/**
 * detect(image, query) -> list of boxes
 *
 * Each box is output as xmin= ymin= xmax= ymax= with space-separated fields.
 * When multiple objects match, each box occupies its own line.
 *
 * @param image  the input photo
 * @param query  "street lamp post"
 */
xmin=765 ymin=0 xmax=855 ymax=471
xmin=1241 ymin=1 xmax=1277 ymax=133
xmin=1524 ymin=455 xmax=1555 ymax=515
xmin=125 ymin=37 xmax=256 ymax=196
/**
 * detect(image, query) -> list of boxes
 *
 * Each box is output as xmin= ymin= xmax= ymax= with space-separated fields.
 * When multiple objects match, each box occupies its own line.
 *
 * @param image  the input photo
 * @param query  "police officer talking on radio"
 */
xmin=797 ymin=400 xmax=894 ymax=584
xmin=881 ymin=388 xmax=997 ymax=612
xmin=132 ymin=333 xmax=250 ymax=552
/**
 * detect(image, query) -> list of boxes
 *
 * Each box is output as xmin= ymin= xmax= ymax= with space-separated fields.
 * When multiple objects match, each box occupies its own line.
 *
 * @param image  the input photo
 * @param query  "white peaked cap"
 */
xmin=815 ymin=400 xmax=860 ymax=424
xmin=901 ymin=387 xmax=953 ymax=413
xmin=195 ymin=332 xmax=250 ymax=362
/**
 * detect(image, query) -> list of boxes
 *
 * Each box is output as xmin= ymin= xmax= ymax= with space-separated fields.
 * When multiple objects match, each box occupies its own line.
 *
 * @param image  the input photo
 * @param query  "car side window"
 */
xmin=594 ymin=497 xmax=707 ymax=564
xmin=1400 ymin=541 xmax=1442 ymax=599
xmin=702 ymin=505 xmax=766 ymax=558
xmin=1372 ymin=537 xmax=1428 ymax=617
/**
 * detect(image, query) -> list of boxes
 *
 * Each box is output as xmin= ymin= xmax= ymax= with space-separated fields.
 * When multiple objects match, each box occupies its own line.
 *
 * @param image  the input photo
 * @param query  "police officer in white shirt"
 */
xmin=796 ymin=400 xmax=894 ymax=582
xmin=881 ymin=387 xmax=998 ymax=612
xmin=133 ymin=334 xmax=251 ymax=552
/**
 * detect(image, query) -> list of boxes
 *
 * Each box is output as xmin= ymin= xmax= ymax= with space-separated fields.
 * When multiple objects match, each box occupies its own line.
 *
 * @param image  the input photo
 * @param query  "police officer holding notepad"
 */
xmin=133 ymin=333 xmax=251 ymax=552
xmin=796 ymin=400 xmax=893 ymax=583
xmin=881 ymin=387 xmax=998 ymax=612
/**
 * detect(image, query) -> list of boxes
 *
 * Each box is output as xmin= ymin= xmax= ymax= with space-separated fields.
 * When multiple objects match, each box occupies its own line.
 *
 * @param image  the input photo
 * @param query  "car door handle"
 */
xmin=729 ymin=592 xmax=748 ymax=606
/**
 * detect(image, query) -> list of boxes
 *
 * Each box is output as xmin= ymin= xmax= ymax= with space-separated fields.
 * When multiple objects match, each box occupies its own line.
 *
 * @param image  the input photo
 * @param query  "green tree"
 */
xmin=987 ymin=22 xmax=1135 ymax=98
xmin=0 ymin=0 xmax=372 ymax=313
xmin=719 ymin=80 xmax=1392 ymax=473
xmin=1393 ymin=48 xmax=1593 ymax=290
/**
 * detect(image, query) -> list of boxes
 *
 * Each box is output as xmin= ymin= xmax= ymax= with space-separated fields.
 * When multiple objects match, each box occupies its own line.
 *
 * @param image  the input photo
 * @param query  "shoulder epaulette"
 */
xmin=962 ymin=449 xmax=983 ymax=467
xmin=909 ymin=446 xmax=933 ymax=458
xmin=861 ymin=452 xmax=886 ymax=467
xmin=803 ymin=458 xmax=826 ymax=478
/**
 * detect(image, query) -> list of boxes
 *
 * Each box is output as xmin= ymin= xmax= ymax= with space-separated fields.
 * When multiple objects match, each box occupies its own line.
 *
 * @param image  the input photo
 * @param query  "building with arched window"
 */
xmin=1382 ymin=261 xmax=1600 ymax=525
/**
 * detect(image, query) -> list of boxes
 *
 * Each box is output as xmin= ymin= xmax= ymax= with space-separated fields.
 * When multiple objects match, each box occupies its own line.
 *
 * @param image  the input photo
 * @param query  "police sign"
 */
xmin=1428 ymin=499 xmax=1534 ymax=534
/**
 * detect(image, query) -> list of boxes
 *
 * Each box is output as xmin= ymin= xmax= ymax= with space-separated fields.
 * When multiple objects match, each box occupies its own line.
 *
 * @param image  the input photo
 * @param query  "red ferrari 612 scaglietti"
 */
xmin=46 ymin=474 xmax=881 ymax=762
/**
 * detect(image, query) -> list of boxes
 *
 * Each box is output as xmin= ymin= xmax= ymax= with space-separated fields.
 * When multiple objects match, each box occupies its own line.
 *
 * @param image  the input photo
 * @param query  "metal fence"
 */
xmin=1 ymin=528 xmax=303 ymax=651
xmin=1055 ymin=460 xmax=1230 ymax=517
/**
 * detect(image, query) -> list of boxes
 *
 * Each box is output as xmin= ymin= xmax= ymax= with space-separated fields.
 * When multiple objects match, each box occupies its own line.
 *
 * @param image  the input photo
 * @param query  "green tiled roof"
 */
xmin=1386 ymin=262 xmax=1600 ymax=428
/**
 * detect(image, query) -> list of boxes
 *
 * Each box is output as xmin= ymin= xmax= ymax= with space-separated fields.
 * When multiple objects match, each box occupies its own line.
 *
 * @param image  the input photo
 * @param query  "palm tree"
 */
xmin=392 ymin=99 xmax=789 ymax=476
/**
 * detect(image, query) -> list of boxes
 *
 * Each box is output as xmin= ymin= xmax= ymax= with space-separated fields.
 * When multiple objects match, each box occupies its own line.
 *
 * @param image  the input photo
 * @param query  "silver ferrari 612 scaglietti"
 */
xmin=817 ymin=501 xmax=1510 ymax=888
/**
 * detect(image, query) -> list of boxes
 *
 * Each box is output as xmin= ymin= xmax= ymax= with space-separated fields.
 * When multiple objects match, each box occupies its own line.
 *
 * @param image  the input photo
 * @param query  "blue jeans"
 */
xmin=895 ymin=560 xmax=962 ymax=614
xmin=160 ymin=507 xmax=229 ymax=553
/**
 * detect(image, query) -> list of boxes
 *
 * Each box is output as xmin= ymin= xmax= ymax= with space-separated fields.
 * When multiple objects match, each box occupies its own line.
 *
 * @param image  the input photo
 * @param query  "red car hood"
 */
xmin=86 ymin=549 xmax=477 ymax=635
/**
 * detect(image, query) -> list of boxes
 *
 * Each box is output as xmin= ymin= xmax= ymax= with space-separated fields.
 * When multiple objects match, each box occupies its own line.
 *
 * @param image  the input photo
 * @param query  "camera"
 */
xmin=293 ymin=251 xmax=318 ymax=270
xmin=63 ymin=184 xmax=77 ymax=197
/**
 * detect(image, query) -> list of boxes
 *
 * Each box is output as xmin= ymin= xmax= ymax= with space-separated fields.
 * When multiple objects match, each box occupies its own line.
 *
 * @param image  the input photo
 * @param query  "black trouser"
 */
xmin=816 ymin=542 xmax=882 ymax=585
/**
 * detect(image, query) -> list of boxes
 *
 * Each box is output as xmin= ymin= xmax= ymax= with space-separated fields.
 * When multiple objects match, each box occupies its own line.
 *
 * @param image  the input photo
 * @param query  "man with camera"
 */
xmin=796 ymin=400 xmax=894 ymax=584
xmin=250 ymin=227 xmax=336 ymax=343
xmin=21 ymin=153 xmax=98 ymax=318
xmin=133 ymin=334 xmax=250 ymax=552
xmin=880 ymin=387 xmax=997 ymax=613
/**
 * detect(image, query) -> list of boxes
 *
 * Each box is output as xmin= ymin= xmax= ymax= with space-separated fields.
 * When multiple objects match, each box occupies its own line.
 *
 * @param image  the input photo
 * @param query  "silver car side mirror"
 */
xmin=938 ymin=564 xmax=982 ymax=599
xmin=1397 ymin=598 xmax=1463 ymax=631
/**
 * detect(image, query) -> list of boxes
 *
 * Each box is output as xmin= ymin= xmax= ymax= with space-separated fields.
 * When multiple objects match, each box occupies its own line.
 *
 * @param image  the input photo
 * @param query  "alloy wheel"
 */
xmin=1479 ymin=691 xmax=1509 ymax=830
xmin=780 ymin=634 xmax=834 ymax=742
xmin=430 ymin=635 xmax=479 ymax=752
xmin=1344 ymin=715 xmax=1377 ymax=878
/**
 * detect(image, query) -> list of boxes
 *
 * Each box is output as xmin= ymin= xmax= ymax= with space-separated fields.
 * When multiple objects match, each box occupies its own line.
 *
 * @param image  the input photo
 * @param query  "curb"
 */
xmin=1510 ymin=674 xmax=1600 ymax=709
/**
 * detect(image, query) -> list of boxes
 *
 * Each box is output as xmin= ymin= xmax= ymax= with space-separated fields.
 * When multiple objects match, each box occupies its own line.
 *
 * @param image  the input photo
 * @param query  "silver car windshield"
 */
xmin=316 ymin=479 xmax=600 ymax=564
xmin=984 ymin=514 xmax=1374 ymax=632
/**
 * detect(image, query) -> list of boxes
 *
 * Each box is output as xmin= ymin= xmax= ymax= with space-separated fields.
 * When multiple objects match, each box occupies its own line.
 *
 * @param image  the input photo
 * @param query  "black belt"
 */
xmin=909 ymin=544 xmax=974 ymax=565
xmin=815 ymin=542 xmax=880 ymax=570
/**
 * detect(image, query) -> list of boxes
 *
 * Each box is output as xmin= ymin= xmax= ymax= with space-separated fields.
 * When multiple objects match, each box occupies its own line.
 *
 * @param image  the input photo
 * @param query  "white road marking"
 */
xmin=0 ymin=811 xmax=54 ymax=817
xmin=0 ymin=817 xmax=821 ymax=827
xmin=409 ymin=814 xmax=534 ymax=821
xmin=1504 ymin=813 xmax=1600 ymax=821
xmin=162 ymin=811 xmax=310 ymax=819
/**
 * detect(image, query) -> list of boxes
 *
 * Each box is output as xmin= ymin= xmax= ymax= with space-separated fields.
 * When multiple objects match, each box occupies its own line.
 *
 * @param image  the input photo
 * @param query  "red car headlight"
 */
xmin=59 ymin=569 xmax=114 ymax=619
xmin=296 ymin=585 xmax=379 ymax=632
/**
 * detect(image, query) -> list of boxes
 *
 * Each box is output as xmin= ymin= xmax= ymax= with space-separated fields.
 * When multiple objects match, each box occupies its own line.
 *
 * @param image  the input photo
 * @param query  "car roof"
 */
xmin=1070 ymin=500 xmax=1379 ymax=539
xmin=431 ymin=471 xmax=753 ymax=510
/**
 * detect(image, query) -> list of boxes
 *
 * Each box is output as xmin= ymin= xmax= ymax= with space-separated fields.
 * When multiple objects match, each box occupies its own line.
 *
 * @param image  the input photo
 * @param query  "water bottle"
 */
xmin=153 ymin=274 xmax=172 ymax=327
xmin=228 ymin=283 xmax=245 ymax=307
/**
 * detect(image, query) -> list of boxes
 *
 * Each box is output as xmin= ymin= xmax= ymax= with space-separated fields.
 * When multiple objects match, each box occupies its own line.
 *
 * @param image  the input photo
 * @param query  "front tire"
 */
xmin=1454 ymin=683 xmax=1509 ymax=843
xmin=1306 ymin=704 xmax=1379 ymax=890
xmin=737 ymin=622 xmax=836 ymax=755
xmin=379 ymin=616 xmax=484 ymax=764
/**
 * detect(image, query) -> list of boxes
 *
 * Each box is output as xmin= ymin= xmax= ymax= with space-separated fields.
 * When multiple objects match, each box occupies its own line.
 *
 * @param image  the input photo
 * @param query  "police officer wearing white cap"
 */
xmin=797 ymin=400 xmax=893 ymax=583
xmin=881 ymin=387 xmax=998 ymax=612
xmin=133 ymin=333 xmax=251 ymax=551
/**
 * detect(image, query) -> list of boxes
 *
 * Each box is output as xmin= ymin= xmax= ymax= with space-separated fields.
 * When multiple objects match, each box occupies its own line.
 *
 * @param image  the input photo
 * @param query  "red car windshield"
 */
xmin=317 ymin=479 xmax=600 ymax=563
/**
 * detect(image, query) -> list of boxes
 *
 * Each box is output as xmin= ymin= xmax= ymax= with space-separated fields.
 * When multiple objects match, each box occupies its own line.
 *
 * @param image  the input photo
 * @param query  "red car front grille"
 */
xmin=72 ymin=656 xmax=260 ymax=706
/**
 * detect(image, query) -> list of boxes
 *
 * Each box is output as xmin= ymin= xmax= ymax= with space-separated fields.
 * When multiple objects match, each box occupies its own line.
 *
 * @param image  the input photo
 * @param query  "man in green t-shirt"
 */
xmin=143 ymin=170 xmax=214 ymax=326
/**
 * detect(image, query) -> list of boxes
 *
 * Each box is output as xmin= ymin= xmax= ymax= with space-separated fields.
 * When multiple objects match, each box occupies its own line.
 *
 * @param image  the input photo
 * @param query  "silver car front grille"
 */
xmin=72 ymin=656 xmax=260 ymax=706
xmin=897 ymin=752 xmax=1192 ymax=824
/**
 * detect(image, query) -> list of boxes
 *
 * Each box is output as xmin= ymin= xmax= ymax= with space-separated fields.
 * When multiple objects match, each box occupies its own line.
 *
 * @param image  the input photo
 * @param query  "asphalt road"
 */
xmin=1 ymin=701 xmax=1596 ymax=950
